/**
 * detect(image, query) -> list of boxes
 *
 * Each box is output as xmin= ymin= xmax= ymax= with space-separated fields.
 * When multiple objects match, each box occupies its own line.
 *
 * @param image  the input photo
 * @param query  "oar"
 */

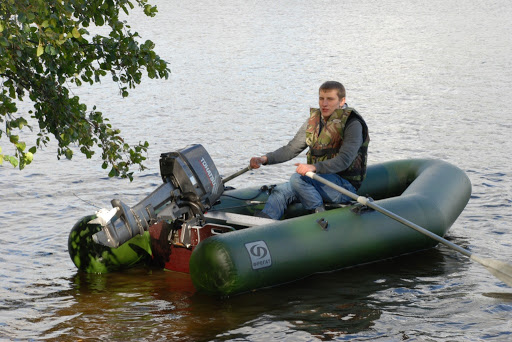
xmin=305 ymin=171 xmax=512 ymax=287
xmin=222 ymin=166 xmax=252 ymax=184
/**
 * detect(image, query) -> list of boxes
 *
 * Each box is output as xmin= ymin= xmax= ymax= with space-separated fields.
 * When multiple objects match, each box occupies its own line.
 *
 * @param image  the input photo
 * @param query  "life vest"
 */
xmin=305 ymin=107 xmax=370 ymax=189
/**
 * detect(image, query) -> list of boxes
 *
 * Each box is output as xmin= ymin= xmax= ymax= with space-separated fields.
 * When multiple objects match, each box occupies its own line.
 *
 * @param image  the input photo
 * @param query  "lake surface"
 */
xmin=1 ymin=0 xmax=512 ymax=340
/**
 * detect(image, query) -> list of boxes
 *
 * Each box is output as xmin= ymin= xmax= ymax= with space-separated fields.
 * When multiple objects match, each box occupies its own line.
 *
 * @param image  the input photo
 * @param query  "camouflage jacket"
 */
xmin=306 ymin=107 xmax=370 ymax=189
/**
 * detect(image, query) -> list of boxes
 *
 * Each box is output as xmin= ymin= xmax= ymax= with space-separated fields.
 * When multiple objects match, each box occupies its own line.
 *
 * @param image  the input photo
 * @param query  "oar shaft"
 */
xmin=222 ymin=166 xmax=252 ymax=184
xmin=305 ymin=171 xmax=512 ymax=287
xmin=364 ymin=197 xmax=471 ymax=257
xmin=305 ymin=172 xmax=472 ymax=258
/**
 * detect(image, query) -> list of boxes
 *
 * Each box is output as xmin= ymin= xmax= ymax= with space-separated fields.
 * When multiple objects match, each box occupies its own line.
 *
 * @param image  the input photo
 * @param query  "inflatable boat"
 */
xmin=68 ymin=144 xmax=471 ymax=296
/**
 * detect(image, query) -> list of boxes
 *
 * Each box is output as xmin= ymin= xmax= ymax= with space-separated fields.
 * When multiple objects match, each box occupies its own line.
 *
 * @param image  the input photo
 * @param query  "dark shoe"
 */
xmin=255 ymin=210 xmax=272 ymax=219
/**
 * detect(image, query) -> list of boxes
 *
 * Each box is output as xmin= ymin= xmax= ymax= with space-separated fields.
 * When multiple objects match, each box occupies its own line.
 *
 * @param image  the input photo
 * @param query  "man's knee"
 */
xmin=289 ymin=173 xmax=305 ymax=190
xmin=270 ymin=183 xmax=293 ymax=200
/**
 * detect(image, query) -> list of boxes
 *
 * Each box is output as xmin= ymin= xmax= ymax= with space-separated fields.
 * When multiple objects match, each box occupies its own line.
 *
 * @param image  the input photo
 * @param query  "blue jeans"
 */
xmin=261 ymin=173 xmax=356 ymax=219
xmin=290 ymin=173 xmax=356 ymax=210
xmin=261 ymin=182 xmax=298 ymax=220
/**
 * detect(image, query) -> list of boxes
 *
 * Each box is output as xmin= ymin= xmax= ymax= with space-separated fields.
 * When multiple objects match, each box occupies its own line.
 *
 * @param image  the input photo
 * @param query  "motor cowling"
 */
xmin=160 ymin=144 xmax=223 ymax=211
xmin=91 ymin=144 xmax=223 ymax=248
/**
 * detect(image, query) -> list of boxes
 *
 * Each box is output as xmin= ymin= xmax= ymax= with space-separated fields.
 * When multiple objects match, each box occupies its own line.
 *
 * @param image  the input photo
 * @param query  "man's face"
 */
xmin=319 ymin=89 xmax=345 ymax=118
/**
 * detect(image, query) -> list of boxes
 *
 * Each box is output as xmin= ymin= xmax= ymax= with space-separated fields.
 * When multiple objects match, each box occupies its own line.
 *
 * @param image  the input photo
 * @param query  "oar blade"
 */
xmin=471 ymin=255 xmax=512 ymax=287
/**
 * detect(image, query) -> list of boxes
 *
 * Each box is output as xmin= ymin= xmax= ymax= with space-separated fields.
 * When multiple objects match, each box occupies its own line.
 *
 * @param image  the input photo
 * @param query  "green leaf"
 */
xmin=72 ymin=27 xmax=80 ymax=39
xmin=94 ymin=14 xmax=105 ymax=26
xmin=64 ymin=148 xmax=73 ymax=159
xmin=37 ymin=43 xmax=44 ymax=57
xmin=25 ymin=152 xmax=34 ymax=163
xmin=9 ymin=135 xmax=19 ymax=144
xmin=15 ymin=141 xmax=27 ymax=152
xmin=5 ymin=155 xmax=18 ymax=168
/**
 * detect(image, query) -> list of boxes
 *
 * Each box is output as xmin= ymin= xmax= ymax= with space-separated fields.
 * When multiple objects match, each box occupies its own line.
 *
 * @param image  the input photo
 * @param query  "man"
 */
xmin=250 ymin=81 xmax=369 ymax=219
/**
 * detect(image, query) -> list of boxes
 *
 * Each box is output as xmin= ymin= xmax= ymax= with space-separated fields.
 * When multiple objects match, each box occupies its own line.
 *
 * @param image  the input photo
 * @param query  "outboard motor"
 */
xmin=91 ymin=144 xmax=223 ymax=248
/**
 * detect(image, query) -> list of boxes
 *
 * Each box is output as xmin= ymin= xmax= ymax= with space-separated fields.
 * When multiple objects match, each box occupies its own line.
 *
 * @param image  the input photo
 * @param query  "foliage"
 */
xmin=0 ymin=0 xmax=169 ymax=180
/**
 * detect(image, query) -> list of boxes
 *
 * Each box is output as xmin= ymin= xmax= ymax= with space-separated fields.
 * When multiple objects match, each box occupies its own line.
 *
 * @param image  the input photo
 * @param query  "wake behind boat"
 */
xmin=68 ymin=144 xmax=472 ymax=296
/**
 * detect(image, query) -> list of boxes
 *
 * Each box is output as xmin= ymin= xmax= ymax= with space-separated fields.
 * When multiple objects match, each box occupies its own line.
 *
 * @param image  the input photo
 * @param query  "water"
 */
xmin=1 ymin=0 xmax=512 ymax=340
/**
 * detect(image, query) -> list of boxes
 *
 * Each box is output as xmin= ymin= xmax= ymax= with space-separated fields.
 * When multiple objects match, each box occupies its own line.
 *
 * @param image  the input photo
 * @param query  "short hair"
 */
xmin=319 ymin=81 xmax=346 ymax=100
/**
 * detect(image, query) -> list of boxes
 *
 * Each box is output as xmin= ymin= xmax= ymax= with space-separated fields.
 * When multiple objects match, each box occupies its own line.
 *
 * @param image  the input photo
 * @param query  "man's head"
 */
xmin=319 ymin=81 xmax=346 ymax=118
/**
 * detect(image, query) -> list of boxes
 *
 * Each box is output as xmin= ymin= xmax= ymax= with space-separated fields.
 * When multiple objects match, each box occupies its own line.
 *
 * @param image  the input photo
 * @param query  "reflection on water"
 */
xmin=2 ymin=0 xmax=512 ymax=340
xmin=37 ymin=247 xmax=470 ymax=341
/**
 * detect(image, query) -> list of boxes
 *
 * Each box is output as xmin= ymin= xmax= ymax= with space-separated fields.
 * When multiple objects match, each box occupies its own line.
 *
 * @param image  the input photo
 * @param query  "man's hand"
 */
xmin=294 ymin=163 xmax=316 ymax=176
xmin=250 ymin=156 xmax=268 ymax=169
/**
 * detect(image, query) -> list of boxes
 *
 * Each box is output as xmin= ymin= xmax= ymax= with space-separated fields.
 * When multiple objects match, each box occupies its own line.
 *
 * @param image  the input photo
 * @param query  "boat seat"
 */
xmin=205 ymin=202 xmax=356 ymax=227
xmin=204 ymin=211 xmax=277 ymax=227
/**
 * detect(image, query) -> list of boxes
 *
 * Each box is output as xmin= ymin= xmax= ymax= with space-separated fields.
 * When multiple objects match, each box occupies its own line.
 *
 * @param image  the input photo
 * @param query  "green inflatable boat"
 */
xmin=68 ymin=144 xmax=471 ymax=296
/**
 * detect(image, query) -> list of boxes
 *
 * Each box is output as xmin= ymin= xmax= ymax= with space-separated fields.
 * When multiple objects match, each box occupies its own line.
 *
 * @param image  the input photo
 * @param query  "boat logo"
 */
xmin=245 ymin=241 xmax=272 ymax=270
